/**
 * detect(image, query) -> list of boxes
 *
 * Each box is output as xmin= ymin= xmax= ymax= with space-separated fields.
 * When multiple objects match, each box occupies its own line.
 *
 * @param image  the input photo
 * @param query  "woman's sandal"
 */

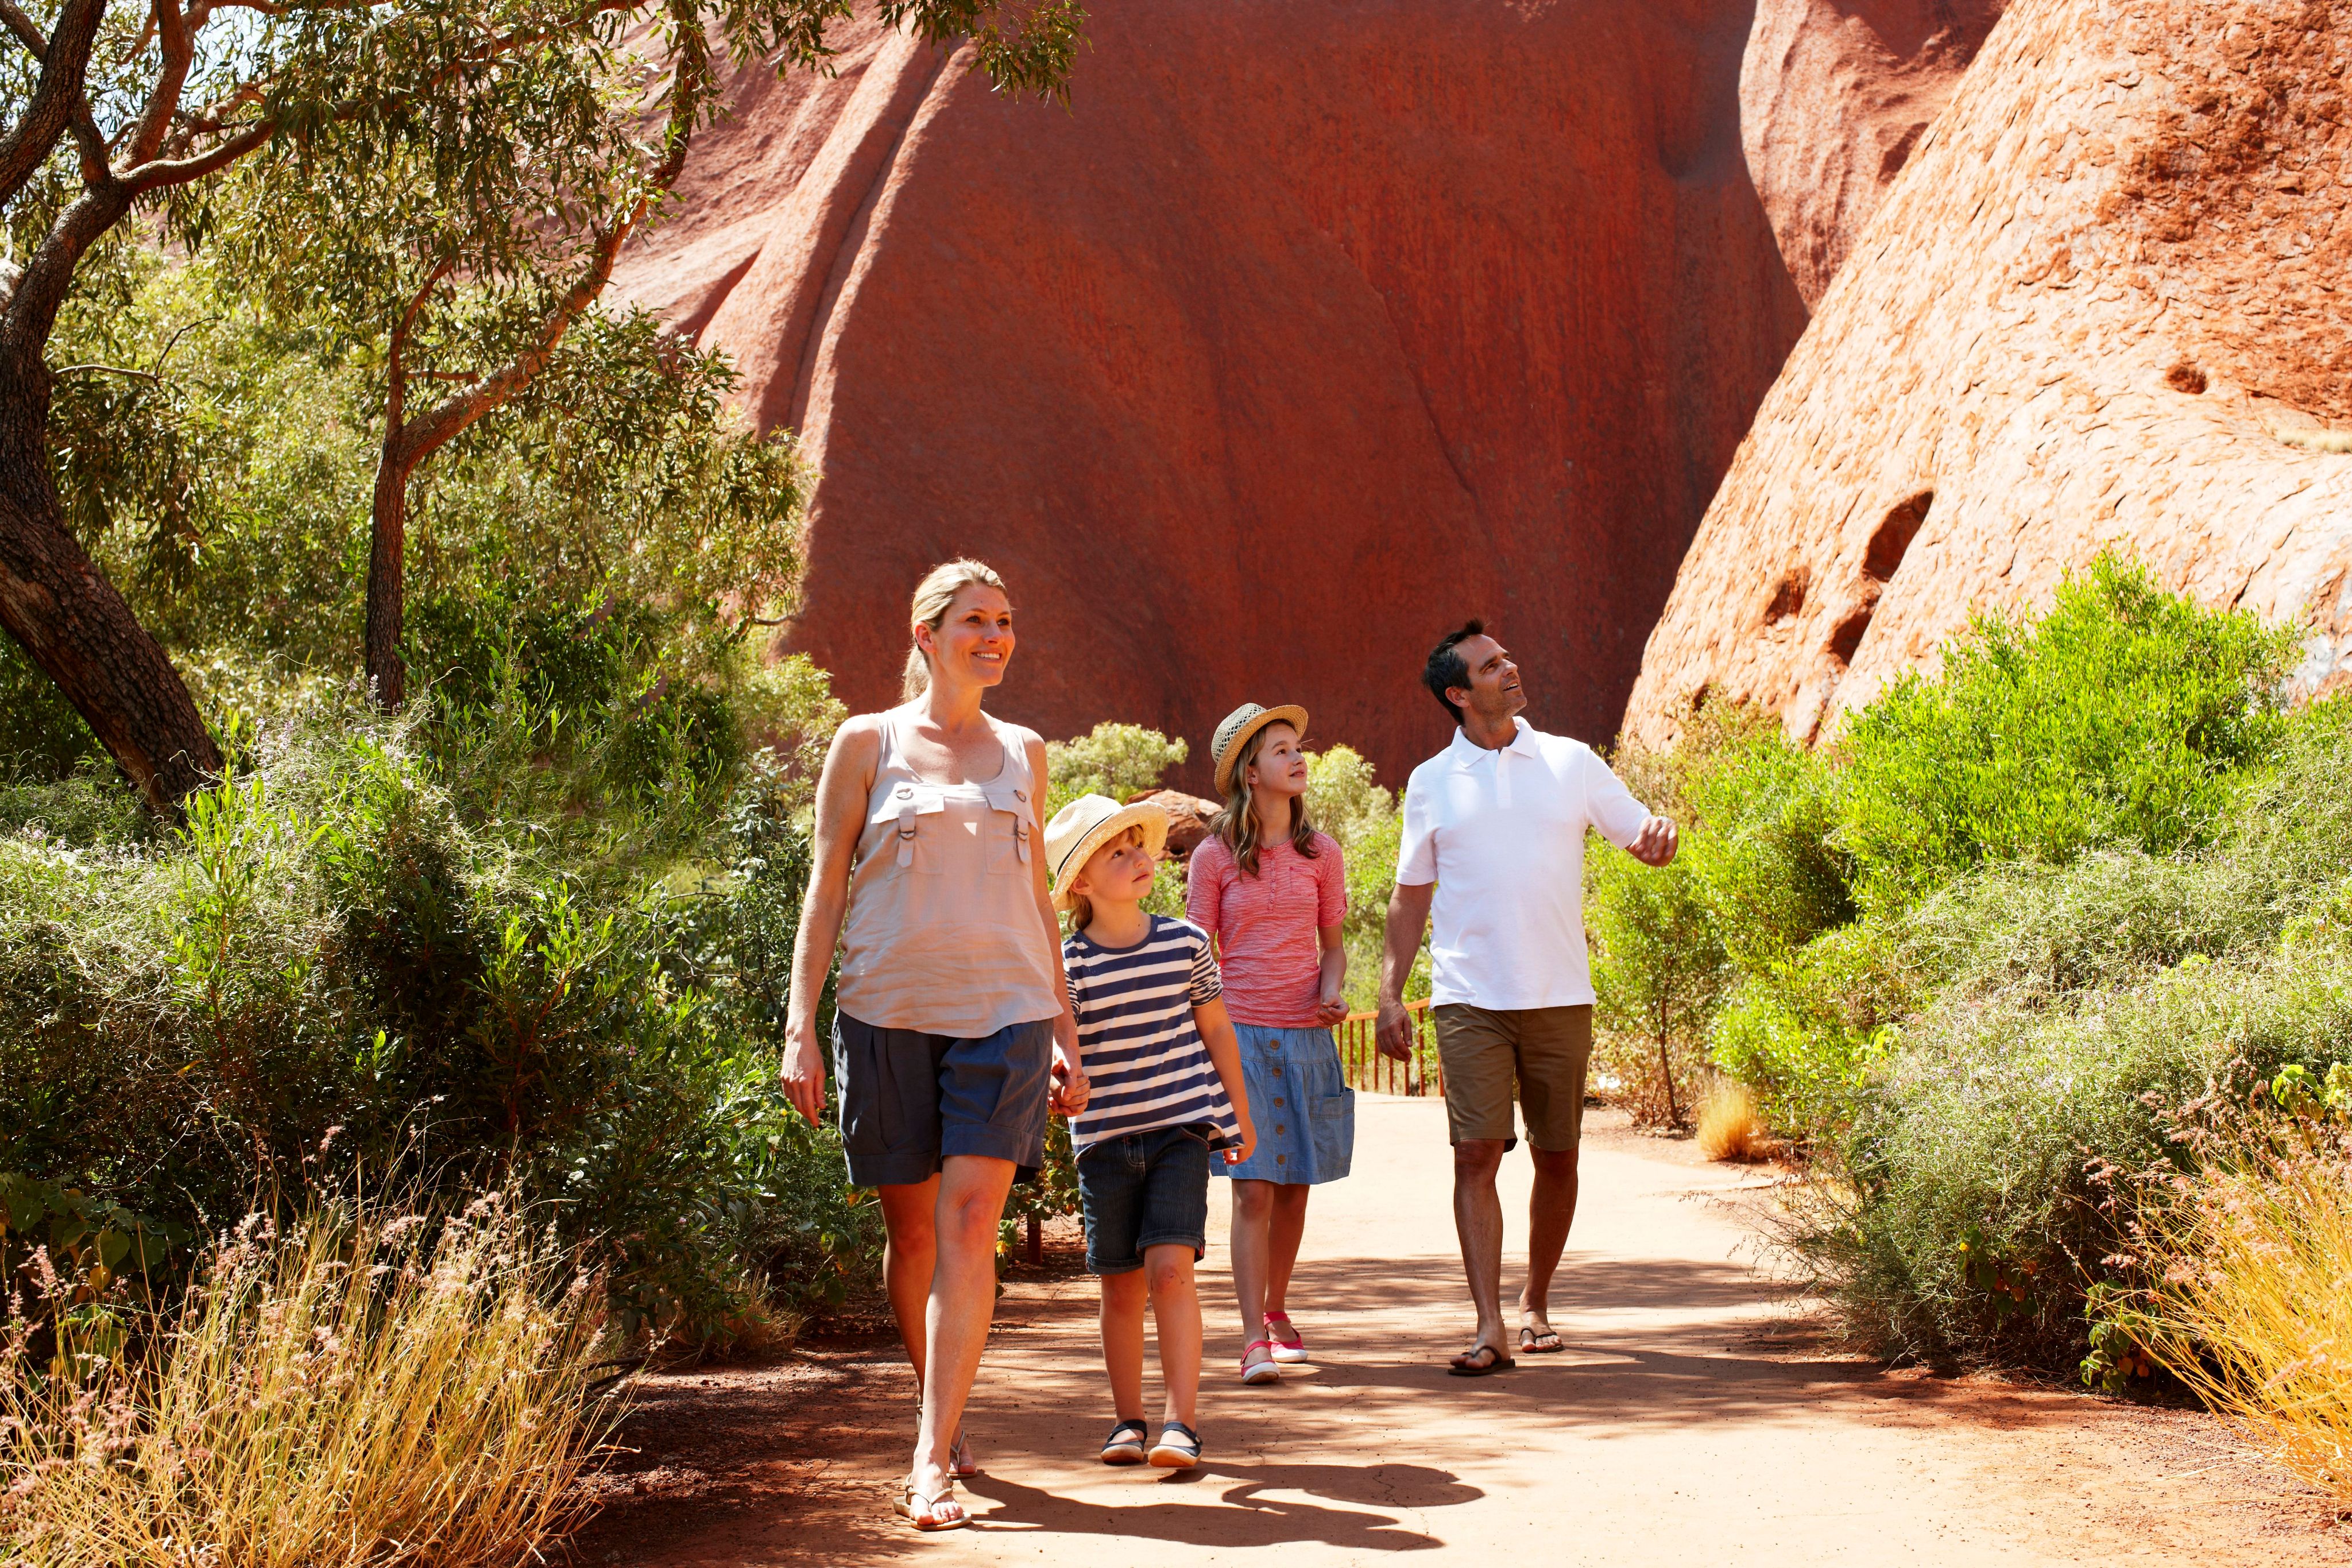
xmin=948 ymin=1427 xmax=980 ymax=1478
xmin=1239 ymin=1339 xmax=1283 ymax=1385
xmin=893 ymin=1480 xmax=968 ymax=1531
xmin=1148 ymin=1421 xmax=1202 ymax=1469
xmin=1447 ymin=1342 xmax=1516 ymax=1377
xmin=1263 ymin=1310 xmax=1309 ymax=1365
xmin=1519 ymin=1325 xmax=1565 ymax=1355
xmin=1100 ymin=1419 xmax=1149 ymax=1466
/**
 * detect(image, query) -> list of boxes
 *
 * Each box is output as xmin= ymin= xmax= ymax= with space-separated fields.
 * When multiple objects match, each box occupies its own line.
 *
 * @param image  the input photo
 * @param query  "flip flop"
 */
xmin=893 ymin=1480 xmax=968 ymax=1531
xmin=1448 ymin=1343 xmax=1515 ymax=1377
xmin=949 ymin=1427 xmax=980 ymax=1477
xmin=1519 ymin=1325 xmax=1565 ymax=1354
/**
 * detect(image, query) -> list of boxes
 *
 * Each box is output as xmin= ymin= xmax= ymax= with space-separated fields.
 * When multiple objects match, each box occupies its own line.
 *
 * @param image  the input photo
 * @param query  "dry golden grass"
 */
xmin=2 ymin=1191 xmax=617 ymax=1568
xmin=2144 ymin=1119 xmax=2352 ymax=1504
xmin=1696 ymin=1078 xmax=1771 ymax=1163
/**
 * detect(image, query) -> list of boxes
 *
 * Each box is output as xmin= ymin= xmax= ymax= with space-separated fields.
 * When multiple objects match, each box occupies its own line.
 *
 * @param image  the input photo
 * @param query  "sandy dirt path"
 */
xmin=581 ymin=1098 xmax=2347 ymax=1566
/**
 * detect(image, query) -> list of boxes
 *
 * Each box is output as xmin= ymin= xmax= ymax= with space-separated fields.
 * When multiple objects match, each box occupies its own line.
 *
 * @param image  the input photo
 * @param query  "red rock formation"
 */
xmin=616 ymin=0 xmax=1808 ymax=787
xmin=1626 ymin=0 xmax=2352 ymax=748
xmin=1740 ymin=0 xmax=2008 ymax=307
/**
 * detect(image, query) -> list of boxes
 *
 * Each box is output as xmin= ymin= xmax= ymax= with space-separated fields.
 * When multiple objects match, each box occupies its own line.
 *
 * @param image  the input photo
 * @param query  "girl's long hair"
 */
xmin=901 ymin=559 xmax=1009 ymax=700
xmin=1212 ymin=725 xmax=1321 ymax=877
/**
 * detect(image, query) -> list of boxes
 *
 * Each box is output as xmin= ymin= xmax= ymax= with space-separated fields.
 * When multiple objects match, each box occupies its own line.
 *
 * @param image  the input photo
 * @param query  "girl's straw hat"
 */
xmin=1046 ymin=794 xmax=1171 ymax=912
xmin=1209 ymin=702 xmax=1310 ymax=796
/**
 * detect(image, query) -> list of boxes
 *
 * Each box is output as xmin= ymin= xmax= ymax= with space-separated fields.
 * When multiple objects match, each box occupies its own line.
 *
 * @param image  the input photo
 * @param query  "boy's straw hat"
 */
xmin=1209 ymin=702 xmax=1310 ymax=796
xmin=1046 ymin=793 xmax=1171 ymax=912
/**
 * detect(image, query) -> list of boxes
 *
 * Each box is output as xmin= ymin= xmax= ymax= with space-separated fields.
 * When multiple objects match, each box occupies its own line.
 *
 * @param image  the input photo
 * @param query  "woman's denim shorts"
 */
xmin=1218 ymin=1023 xmax=1355 ymax=1184
xmin=1076 ymin=1123 xmax=1213 ymax=1274
xmin=833 ymin=1012 xmax=1054 ymax=1188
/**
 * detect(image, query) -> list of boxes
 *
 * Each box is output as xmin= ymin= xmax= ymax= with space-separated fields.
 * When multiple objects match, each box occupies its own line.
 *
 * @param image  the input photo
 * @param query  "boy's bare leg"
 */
xmin=1100 ymin=1268 xmax=1151 ymax=1422
xmin=1262 ymin=1184 xmax=1311 ymax=1318
xmin=1519 ymin=1145 xmax=1580 ymax=1344
xmin=1144 ymin=1244 xmax=1202 ymax=1428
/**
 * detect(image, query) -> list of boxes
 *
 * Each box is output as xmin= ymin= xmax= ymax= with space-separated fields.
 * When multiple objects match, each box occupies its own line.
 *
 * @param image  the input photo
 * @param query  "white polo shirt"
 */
xmin=1395 ymin=718 xmax=1651 ymax=1010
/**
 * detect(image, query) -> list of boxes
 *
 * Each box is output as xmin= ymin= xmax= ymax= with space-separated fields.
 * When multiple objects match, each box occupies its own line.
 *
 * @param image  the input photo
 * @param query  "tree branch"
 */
xmin=0 ymin=0 xmax=45 ymax=57
xmin=121 ymin=119 xmax=271 ymax=193
xmin=127 ymin=0 xmax=195 ymax=167
xmin=0 ymin=0 xmax=105 ymax=208
xmin=53 ymin=361 xmax=161 ymax=381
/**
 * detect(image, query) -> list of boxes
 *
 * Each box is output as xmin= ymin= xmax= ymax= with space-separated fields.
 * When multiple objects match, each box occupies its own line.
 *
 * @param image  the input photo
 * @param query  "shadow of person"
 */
xmin=960 ymin=1462 xmax=1479 ymax=1551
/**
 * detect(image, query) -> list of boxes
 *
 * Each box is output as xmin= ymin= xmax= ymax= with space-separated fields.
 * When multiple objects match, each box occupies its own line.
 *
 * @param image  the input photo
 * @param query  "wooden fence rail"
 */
xmin=1334 ymin=998 xmax=1444 ymax=1097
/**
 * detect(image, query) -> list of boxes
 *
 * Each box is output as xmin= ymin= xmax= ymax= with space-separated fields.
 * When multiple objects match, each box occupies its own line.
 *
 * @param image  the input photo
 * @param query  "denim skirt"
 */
xmin=1216 ymin=1023 xmax=1354 ymax=1185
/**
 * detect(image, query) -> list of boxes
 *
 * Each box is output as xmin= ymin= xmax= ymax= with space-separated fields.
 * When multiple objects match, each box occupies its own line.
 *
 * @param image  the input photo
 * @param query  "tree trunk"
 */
xmin=365 ymin=444 xmax=412 ymax=710
xmin=0 ymin=374 xmax=220 ymax=811
xmin=1657 ymin=993 xmax=1680 ymax=1126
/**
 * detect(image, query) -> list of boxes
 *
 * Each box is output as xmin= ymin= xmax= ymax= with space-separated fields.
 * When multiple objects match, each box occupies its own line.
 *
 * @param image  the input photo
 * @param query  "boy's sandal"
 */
xmin=1519 ymin=1325 xmax=1565 ymax=1354
xmin=1239 ymin=1340 xmax=1283 ymax=1385
xmin=949 ymin=1427 xmax=981 ymax=1477
xmin=1447 ymin=1343 xmax=1516 ymax=1377
xmin=1100 ymin=1419 xmax=1149 ymax=1466
xmin=1148 ymin=1421 xmax=1203 ymax=1469
xmin=1263 ymin=1310 xmax=1309 ymax=1364
xmin=893 ymin=1480 xmax=968 ymax=1531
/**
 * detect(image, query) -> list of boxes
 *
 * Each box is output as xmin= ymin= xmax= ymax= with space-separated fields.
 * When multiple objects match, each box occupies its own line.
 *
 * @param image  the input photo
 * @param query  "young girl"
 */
xmin=1048 ymin=793 xmax=1256 ymax=1469
xmin=1187 ymin=703 xmax=1352 ymax=1385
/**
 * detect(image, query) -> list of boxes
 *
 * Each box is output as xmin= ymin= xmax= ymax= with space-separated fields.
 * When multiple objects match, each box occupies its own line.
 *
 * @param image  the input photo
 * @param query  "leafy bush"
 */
xmin=1838 ymin=556 xmax=2297 ymax=914
xmin=1045 ymin=722 xmax=1189 ymax=811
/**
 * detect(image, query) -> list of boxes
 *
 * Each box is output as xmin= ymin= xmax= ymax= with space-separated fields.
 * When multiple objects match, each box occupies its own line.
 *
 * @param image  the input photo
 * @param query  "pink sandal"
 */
xmin=1264 ymin=1311 xmax=1308 ymax=1365
xmin=1239 ymin=1339 xmax=1282 ymax=1385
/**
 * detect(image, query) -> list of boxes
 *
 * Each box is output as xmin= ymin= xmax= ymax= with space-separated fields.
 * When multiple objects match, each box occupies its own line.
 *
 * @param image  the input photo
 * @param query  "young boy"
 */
xmin=1045 ymin=793 xmax=1258 ymax=1470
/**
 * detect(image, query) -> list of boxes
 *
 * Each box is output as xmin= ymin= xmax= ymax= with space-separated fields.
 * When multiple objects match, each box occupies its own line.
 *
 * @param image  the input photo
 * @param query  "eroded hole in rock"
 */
xmin=1765 ymin=571 xmax=1808 ymax=625
xmin=1828 ymin=605 xmax=1874 ymax=666
xmin=2165 ymin=361 xmax=2208 ymax=394
xmin=1863 ymin=492 xmax=1932 ymax=582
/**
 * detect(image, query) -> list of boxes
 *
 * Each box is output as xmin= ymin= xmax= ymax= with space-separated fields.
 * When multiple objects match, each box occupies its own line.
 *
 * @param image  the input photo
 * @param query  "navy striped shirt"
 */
xmin=1063 ymin=916 xmax=1240 ymax=1151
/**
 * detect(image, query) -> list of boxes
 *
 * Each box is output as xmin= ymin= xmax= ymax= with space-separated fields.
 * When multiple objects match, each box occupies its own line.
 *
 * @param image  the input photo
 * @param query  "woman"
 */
xmin=1186 ymin=703 xmax=1353 ymax=1385
xmin=780 ymin=560 xmax=1087 ymax=1532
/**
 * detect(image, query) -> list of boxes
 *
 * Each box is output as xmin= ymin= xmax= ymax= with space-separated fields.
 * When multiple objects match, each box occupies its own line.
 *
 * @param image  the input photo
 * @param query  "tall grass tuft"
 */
xmin=1697 ymin=1079 xmax=1771 ymax=1163
xmin=2 ymin=1190 xmax=616 ymax=1568
xmin=2141 ymin=1108 xmax=2352 ymax=1503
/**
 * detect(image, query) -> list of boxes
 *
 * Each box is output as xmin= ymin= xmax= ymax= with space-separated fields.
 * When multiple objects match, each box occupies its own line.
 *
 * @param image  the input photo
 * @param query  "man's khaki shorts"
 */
xmin=1431 ymin=1003 xmax=1593 ymax=1152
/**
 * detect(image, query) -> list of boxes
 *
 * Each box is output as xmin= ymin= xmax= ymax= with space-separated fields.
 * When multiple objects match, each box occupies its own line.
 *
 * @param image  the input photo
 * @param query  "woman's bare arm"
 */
xmin=779 ymin=718 xmax=882 ymax=1124
xmin=1023 ymin=733 xmax=1088 ymax=1113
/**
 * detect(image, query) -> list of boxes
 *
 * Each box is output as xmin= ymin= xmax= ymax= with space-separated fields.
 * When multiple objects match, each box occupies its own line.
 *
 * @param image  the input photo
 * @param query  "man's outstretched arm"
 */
xmin=1375 ymin=880 xmax=1436 ymax=1060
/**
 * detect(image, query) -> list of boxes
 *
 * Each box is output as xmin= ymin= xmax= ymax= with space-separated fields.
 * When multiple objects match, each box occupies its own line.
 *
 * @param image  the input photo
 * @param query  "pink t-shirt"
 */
xmin=1185 ymin=831 xmax=1347 ymax=1027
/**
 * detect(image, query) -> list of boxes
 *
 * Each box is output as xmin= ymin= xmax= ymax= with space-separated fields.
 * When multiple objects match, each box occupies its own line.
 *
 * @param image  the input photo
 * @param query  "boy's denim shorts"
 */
xmin=833 ymin=1012 xmax=1055 ymax=1188
xmin=1075 ymin=1122 xmax=1214 ymax=1275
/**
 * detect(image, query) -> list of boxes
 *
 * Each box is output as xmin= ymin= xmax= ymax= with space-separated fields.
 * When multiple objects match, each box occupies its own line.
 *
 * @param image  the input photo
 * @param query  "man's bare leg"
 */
xmin=1518 ymin=1145 xmax=1579 ymax=1348
xmin=1450 ymin=1138 xmax=1510 ymax=1365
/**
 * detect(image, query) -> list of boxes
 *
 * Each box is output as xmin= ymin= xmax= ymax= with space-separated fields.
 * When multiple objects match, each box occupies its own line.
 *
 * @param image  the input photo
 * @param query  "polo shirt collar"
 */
xmin=1449 ymin=717 xmax=1535 ymax=768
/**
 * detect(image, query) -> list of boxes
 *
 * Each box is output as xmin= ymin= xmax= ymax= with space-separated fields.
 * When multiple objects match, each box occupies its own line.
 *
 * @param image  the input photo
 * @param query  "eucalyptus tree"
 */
xmin=0 ymin=0 xmax=1080 ymax=808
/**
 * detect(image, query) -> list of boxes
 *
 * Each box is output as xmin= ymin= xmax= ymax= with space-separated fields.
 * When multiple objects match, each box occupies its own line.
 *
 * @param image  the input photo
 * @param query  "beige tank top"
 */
xmin=835 ymin=709 xmax=1062 ymax=1037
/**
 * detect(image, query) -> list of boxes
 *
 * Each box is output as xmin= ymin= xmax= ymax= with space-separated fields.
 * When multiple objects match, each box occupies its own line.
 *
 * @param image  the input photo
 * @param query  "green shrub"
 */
xmin=1837 ymin=556 xmax=2298 ymax=914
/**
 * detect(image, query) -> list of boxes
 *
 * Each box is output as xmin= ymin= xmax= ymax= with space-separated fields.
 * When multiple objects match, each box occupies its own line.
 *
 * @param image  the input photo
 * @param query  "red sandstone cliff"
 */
xmin=1740 ymin=0 xmax=2008 ymax=308
xmin=616 ymin=1 xmax=1809 ymax=784
xmin=1626 ymin=0 xmax=2352 ymax=748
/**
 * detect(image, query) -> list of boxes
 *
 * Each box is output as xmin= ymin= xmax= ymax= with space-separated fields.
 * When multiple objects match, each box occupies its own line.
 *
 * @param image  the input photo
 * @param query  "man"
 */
xmin=1375 ymin=621 xmax=1677 ymax=1375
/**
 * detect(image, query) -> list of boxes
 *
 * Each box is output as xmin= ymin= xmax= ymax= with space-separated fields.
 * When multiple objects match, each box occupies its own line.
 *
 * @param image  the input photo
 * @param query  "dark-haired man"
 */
xmin=1375 ymin=621 xmax=1677 ymax=1375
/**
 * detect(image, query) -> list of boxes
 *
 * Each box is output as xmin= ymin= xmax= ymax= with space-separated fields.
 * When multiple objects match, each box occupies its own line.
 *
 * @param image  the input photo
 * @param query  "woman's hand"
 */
xmin=779 ymin=1017 xmax=826 ymax=1124
xmin=1224 ymin=1109 xmax=1259 ymax=1165
xmin=1049 ymin=1034 xmax=1090 ymax=1115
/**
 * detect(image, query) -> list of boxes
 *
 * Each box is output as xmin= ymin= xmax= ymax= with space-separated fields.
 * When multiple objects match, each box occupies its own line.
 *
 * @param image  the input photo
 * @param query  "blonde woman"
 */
xmin=1186 ymin=703 xmax=1352 ymax=1385
xmin=781 ymin=560 xmax=1088 ymax=1532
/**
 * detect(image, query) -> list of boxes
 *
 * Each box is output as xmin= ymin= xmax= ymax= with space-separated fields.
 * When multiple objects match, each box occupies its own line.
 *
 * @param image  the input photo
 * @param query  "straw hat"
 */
xmin=1209 ymin=702 xmax=1310 ymax=796
xmin=1046 ymin=793 xmax=1171 ymax=912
